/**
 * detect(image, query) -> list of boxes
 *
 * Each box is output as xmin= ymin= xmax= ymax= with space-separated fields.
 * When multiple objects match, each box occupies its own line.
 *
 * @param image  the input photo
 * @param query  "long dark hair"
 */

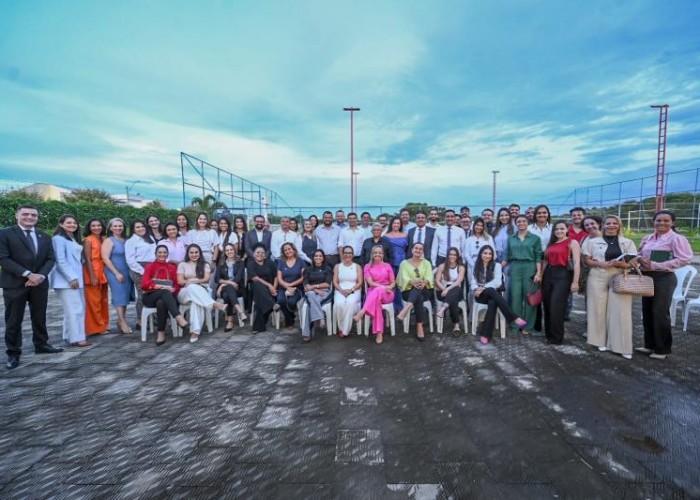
xmin=185 ymin=243 xmax=207 ymax=279
xmin=145 ymin=214 xmax=162 ymax=241
xmin=53 ymin=214 xmax=82 ymax=243
xmin=443 ymin=246 xmax=462 ymax=282
xmin=471 ymin=217 xmax=486 ymax=237
xmin=388 ymin=216 xmax=403 ymax=233
xmin=233 ymin=215 xmax=247 ymax=234
xmin=473 ymin=245 xmax=495 ymax=284
xmin=533 ymin=204 xmax=551 ymax=225
xmin=546 ymin=220 xmax=569 ymax=248
xmin=82 ymin=217 xmax=105 ymax=238
xmin=493 ymin=207 xmax=514 ymax=237
xmin=129 ymin=219 xmax=154 ymax=243
xmin=312 ymin=249 xmax=327 ymax=268
xmin=176 ymin=212 xmax=191 ymax=231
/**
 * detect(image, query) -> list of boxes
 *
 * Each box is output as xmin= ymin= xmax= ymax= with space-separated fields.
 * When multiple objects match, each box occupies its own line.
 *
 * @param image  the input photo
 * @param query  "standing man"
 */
xmin=481 ymin=208 xmax=496 ymax=235
xmin=508 ymin=203 xmax=520 ymax=218
xmin=460 ymin=215 xmax=472 ymax=238
xmin=399 ymin=208 xmax=416 ymax=231
xmin=525 ymin=207 xmax=535 ymax=224
xmin=271 ymin=216 xmax=306 ymax=262
xmin=360 ymin=212 xmax=373 ymax=239
xmin=377 ymin=214 xmax=389 ymax=234
xmin=431 ymin=209 xmax=466 ymax=267
xmin=1 ymin=205 xmax=63 ymax=370
xmin=460 ymin=206 xmax=471 ymax=220
xmin=407 ymin=211 xmax=436 ymax=266
xmin=244 ymin=214 xmax=272 ymax=259
xmin=316 ymin=211 xmax=342 ymax=266
xmin=335 ymin=210 xmax=348 ymax=229
xmin=427 ymin=209 xmax=441 ymax=229
xmin=339 ymin=212 xmax=365 ymax=264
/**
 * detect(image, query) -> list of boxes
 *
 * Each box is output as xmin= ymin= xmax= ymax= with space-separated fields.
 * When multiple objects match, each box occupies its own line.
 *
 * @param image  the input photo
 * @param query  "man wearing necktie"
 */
xmin=0 ymin=205 xmax=63 ymax=370
xmin=407 ymin=211 xmax=436 ymax=267
xmin=431 ymin=209 xmax=466 ymax=267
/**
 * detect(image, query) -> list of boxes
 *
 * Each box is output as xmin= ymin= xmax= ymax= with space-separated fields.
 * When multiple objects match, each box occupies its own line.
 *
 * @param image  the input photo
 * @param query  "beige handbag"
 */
xmin=612 ymin=266 xmax=654 ymax=297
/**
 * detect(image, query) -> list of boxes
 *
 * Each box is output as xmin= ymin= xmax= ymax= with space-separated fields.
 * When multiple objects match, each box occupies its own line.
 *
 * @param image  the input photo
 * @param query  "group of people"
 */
xmin=0 ymin=202 xmax=693 ymax=369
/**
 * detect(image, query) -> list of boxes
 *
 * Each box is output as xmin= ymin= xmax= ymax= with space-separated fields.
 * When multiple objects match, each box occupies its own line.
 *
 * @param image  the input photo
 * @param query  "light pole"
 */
xmin=353 ymin=172 xmax=360 ymax=211
xmin=343 ymin=107 xmax=360 ymax=212
xmin=125 ymin=180 xmax=142 ymax=205
xmin=491 ymin=170 xmax=499 ymax=211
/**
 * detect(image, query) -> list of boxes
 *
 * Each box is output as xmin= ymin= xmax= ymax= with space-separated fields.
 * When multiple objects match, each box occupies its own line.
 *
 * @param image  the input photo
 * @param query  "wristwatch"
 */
xmin=22 ymin=270 xmax=31 ymax=278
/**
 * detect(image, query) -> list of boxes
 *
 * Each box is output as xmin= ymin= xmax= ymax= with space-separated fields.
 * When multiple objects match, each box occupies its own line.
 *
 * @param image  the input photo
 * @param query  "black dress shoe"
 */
xmin=156 ymin=339 xmax=166 ymax=346
xmin=6 ymin=356 xmax=19 ymax=370
xmin=35 ymin=344 xmax=64 ymax=354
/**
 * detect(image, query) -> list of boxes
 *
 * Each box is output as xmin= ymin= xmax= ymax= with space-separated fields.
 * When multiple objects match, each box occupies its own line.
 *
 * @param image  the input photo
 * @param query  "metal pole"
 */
xmin=353 ymin=172 xmax=360 ymax=211
xmin=491 ymin=170 xmax=499 ymax=211
xmin=344 ymin=107 xmax=360 ymax=213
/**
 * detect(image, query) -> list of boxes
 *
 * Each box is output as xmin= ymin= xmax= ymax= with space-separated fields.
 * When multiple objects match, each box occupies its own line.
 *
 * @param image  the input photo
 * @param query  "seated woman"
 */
xmin=247 ymin=243 xmax=278 ymax=333
xmin=435 ymin=246 xmax=466 ymax=335
xmin=301 ymin=249 xmax=333 ymax=341
xmin=472 ymin=245 xmax=527 ymax=344
xmin=276 ymin=242 xmax=306 ymax=329
xmin=396 ymin=243 xmax=434 ymax=341
xmin=333 ymin=245 xmax=363 ymax=338
xmin=214 ymin=243 xmax=247 ymax=332
xmin=177 ymin=243 xmax=226 ymax=343
xmin=142 ymin=245 xmax=189 ymax=345
xmin=353 ymin=245 xmax=396 ymax=344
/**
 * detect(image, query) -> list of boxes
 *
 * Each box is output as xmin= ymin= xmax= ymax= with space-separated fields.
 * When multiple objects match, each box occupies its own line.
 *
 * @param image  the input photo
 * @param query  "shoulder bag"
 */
xmin=611 ymin=266 xmax=654 ymax=297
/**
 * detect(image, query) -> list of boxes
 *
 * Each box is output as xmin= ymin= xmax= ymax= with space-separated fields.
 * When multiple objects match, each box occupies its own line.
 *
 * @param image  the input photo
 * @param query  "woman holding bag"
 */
xmin=506 ymin=215 xmax=543 ymax=335
xmin=541 ymin=221 xmax=581 ymax=345
xmin=634 ymin=210 xmax=693 ymax=360
xmin=276 ymin=242 xmax=306 ymax=329
xmin=583 ymin=215 xmax=636 ymax=359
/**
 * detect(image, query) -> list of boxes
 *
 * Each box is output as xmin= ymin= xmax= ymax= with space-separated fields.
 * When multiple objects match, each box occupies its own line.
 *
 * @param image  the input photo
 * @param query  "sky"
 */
xmin=1 ymin=0 xmax=699 ymax=212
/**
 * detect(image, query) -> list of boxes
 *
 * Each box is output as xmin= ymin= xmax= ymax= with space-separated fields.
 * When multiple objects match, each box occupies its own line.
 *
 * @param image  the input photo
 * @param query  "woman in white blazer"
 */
xmin=49 ymin=215 xmax=91 ymax=346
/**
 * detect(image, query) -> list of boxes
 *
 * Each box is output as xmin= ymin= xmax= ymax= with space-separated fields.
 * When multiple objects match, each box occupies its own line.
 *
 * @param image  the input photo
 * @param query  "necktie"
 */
xmin=447 ymin=226 xmax=452 ymax=251
xmin=417 ymin=228 xmax=423 ymax=245
xmin=25 ymin=230 xmax=37 ymax=255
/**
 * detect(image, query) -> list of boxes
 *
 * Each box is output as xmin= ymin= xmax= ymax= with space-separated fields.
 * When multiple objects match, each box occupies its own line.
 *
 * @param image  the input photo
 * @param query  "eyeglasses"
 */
xmin=414 ymin=268 xmax=421 ymax=277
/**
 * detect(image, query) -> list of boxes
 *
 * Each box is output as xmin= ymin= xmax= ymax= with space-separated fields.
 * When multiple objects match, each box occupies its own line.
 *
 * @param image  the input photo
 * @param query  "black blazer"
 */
xmin=214 ymin=260 xmax=245 ymax=287
xmin=244 ymin=230 xmax=272 ymax=259
xmin=0 ymin=225 xmax=55 ymax=289
xmin=407 ymin=226 xmax=436 ymax=265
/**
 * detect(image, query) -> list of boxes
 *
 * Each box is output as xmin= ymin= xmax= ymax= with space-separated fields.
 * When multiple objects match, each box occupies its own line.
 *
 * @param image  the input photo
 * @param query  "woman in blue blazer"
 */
xmin=49 ymin=215 xmax=91 ymax=347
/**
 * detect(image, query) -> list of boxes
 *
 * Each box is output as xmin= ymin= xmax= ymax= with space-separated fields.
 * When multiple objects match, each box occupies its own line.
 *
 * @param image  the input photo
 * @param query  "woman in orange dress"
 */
xmin=83 ymin=218 xmax=110 ymax=335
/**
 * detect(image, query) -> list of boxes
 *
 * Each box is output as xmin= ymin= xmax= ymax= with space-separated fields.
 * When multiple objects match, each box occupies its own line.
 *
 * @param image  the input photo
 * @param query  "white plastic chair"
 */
xmin=670 ymin=266 xmax=697 ymax=327
xmin=298 ymin=298 xmax=334 ymax=336
xmin=470 ymin=294 xmax=506 ymax=339
xmin=683 ymin=295 xmax=700 ymax=332
xmin=400 ymin=298 xmax=434 ymax=334
xmin=362 ymin=302 xmax=396 ymax=337
xmin=174 ymin=303 xmax=214 ymax=337
xmin=249 ymin=301 xmax=281 ymax=330
xmin=140 ymin=307 xmax=158 ymax=342
xmin=435 ymin=296 xmax=469 ymax=334
xmin=213 ymin=297 xmax=246 ymax=329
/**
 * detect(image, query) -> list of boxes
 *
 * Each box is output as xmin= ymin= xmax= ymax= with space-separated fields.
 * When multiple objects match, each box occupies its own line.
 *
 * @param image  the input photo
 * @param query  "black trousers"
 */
xmin=220 ymin=285 xmax=240 ymax=315
xmin=642 ymin=271 xmax=676 ymax=355
xmin=326 ymin=255 xmax=340 ymax=267
xmin=474 ymin=287 xmax=518 ymax=339
xmin=251 ymin=281 xmax=275 ymax=331
xmin=441 ymin=287 xmax=463 ymax=324
xmin=142 ymin=290 xmax=180 ymax=332
xmin=542 ymin=266 xmax=572 ymax=344
xmin=3 ymin=285 xmax=50 ymax=357
xmin=277 ymin=289 xmax=302 ymax=327
xmin=401 ymin=288 xmax=432 ymax=325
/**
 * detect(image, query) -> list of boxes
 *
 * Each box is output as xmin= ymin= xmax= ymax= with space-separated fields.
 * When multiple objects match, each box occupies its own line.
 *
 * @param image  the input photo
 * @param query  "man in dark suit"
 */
xmin=244 ymin=214 xmax=272 ymax=259
xmin=407 ymin=210 xmax=436 ymax=266
xmin=0 ymin=204 xmax=63 ymax=370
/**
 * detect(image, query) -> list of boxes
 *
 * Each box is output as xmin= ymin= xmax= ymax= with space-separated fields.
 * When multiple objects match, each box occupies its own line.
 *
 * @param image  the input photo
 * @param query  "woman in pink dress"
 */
xmin=353 ymin=245 xmax=396 ymax=344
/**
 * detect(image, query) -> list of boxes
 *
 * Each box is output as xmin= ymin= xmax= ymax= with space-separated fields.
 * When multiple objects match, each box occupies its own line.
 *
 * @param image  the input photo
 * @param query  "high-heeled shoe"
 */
xmin=225 ymin=321 xmax=235 ymax=332
xmin=156 ymin=339 xmax=166 ymax=346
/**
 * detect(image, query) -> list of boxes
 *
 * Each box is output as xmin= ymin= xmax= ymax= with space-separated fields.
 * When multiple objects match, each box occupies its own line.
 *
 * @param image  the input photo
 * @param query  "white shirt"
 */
xmin=315 ymin=225 xmax=341 ymax=256
xmin=431 ymin=224 xmax=466 ymax=264
xmin=125 ymin=235 xmax=156 ymax=274
xmin=217 ymin=231 xmax=239 ymax=251
xmin=403 ymin=221 xmax=416 ymax=231
xmin=339 ymin=227 xmax=365 ymax=256
xmin=528 ymin=223 xmax=552 ymax=252
xmin=18 ymin=224 xmax=38 ymax=252
xmin=360 ymin=225 xmax=373 ymax=240
xmin=271 ymin=229 xmax=305 ymax=261
xmin=462 ymin=234 xmax=495 ymax=270
xmin=427 ymin=221 xmax=442 ymax=229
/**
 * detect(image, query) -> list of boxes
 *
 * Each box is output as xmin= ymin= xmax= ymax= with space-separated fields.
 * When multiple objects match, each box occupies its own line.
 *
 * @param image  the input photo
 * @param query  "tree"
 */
xmin=401 ymin=202 xmax=448 ymax=216
xmin=64 ymin=188 xmax=116 ymax=205
xmin=144 ymin=199 xmax=167 ymax=209
xmin=189 ymin=194 xmax=227 ymax=211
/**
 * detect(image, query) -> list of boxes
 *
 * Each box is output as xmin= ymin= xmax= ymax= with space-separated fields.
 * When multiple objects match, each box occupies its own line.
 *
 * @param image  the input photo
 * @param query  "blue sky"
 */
xmin=1 ymin=0 xmax=699 ymax=211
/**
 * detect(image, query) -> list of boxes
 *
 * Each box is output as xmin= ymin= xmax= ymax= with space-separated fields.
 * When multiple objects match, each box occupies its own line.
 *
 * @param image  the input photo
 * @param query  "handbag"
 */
xmin=146 ymin=267 xmax=173 ymax=291
xmin=612 ymin=266 xmax=654 ymax=297
xmin=526 ymin=279 xmax=542 ymax=306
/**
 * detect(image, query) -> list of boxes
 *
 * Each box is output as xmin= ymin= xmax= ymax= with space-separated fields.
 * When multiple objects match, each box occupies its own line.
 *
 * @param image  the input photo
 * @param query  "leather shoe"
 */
xmin=35 ymin=344 xmax=64 ymax=354
xmin=6 ymin=356 xmax=19 ymax=370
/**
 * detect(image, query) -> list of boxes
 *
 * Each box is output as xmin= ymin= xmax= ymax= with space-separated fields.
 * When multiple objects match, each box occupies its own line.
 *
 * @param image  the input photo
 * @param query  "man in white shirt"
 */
xmin=360 ymin=211 xmax=373 ymax=239
xmin=338 ymin=212 xmax=365 ymax=263
xmin=399 ymin=208 xmax=416 ymax=231
xmin=427 ymin=208 xmax=441 ymax=229
xmin=271 ymin=216 xmax=307 ymax=262
xmin=335 ymin=210 xmax=348 ymax=229
xmin=431 ymin=209 xmax=466 ymax=267
xmin=315 ymin=211 xmax=342 ymax=266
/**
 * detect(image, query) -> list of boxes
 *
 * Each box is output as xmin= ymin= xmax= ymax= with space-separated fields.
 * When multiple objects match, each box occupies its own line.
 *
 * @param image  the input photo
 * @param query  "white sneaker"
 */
xmin=622 ymin=354 xmax=632 ymax=360
xmin=649 ymin=353 xmax=667 ymax=360
xmin=597 ymin=346 xmax=608 ymax=352
xmin=634 ymin=347 xmax=652 ymax=354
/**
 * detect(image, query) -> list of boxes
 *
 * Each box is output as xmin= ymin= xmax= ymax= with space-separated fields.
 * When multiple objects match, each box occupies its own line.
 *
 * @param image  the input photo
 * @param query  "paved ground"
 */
xmin=1 ymin=273 xmax=700 ymax=499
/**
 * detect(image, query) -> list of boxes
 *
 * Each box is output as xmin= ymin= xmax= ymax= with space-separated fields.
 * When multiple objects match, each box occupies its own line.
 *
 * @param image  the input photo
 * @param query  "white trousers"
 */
xmin=333 ymin=290 xmax=361 ymax=334
xmin=586 ymin=267 xmax=633 ymax=355
xmin=178 ymin=285 xmax=214 ymax=334
xmin=56 ymin=288 xmax=86 ymax=343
